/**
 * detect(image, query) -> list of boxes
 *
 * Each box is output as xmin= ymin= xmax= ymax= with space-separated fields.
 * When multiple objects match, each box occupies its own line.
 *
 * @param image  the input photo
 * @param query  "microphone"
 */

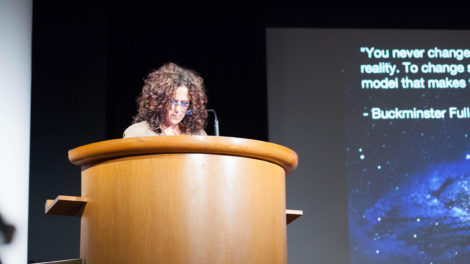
xmin=186 ymin=109 xmax=219 ymax=136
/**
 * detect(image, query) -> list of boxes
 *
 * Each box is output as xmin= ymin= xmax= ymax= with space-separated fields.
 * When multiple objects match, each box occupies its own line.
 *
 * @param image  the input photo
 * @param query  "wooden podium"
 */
xmin=46 ymin=136 xmax=299 ymax=263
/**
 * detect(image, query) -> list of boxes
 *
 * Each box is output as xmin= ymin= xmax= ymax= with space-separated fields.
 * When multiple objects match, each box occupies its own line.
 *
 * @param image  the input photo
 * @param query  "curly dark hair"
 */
xmin=133 ymin=62 xmax=208 ymax=134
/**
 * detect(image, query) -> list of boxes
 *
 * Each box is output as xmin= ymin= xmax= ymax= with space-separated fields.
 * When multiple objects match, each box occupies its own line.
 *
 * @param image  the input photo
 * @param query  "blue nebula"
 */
xmin=350 ymin=158 xmax=470 ymax=263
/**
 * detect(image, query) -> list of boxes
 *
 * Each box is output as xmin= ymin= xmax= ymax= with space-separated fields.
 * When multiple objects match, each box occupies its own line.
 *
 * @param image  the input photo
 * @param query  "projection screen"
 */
xmin=267 ymin=28 xmax=470 ymax=264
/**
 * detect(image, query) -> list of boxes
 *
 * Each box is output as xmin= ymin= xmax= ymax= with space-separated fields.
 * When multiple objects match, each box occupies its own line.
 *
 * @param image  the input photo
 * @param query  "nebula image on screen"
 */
xmin=348 ymin=153 xmax=470 ymax=263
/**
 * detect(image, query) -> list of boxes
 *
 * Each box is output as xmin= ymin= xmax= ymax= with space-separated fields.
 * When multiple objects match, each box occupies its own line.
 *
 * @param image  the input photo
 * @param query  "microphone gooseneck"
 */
xmin=207 ymin=109 xmax=219 ymax=136
xmin=185 ymin=109 xmax=219 ymax=136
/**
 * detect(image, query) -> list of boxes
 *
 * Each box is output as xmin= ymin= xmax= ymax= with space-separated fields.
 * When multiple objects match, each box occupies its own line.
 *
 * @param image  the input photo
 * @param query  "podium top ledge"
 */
xmin=68 ymin=136 xmax=298 ymax=175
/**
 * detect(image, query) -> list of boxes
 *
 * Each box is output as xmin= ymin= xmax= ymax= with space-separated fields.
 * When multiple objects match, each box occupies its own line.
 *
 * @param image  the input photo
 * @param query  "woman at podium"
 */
xmin=123 ymin=62 xmax=208 ymax=137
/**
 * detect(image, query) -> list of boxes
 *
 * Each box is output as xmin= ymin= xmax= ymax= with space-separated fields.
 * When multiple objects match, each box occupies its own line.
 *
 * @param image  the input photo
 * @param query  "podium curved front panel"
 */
xmin=81 ymin=153 xmax=286 ymax=263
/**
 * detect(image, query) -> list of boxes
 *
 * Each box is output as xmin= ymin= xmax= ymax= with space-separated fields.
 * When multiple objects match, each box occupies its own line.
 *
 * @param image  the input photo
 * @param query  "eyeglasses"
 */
xmin=171 ymin=100 xmax=190 ymax=108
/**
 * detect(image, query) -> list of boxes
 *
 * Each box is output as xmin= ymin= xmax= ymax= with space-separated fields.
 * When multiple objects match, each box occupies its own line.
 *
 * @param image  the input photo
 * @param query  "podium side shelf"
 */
xmin=45 ymin=195 xmax=87 ymax=217
xmin=286 ymin=209 xmax=303 ymax=224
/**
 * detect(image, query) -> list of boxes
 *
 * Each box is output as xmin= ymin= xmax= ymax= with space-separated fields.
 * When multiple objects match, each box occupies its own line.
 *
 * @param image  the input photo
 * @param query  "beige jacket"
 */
xmin=123 ymin=121 xmax=207 ymax=138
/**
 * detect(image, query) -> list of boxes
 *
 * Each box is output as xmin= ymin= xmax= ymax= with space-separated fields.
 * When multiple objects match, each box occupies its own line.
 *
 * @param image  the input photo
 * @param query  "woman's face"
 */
xmin=164 ymin=86 xmax=190 ymax=127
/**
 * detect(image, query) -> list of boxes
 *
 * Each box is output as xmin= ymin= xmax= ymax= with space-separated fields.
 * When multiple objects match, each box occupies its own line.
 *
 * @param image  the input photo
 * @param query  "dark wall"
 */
xmin=29 ymin=4 xmax=470 ymax=262
xmin=28 ymin=1 xmax=107 ymax=262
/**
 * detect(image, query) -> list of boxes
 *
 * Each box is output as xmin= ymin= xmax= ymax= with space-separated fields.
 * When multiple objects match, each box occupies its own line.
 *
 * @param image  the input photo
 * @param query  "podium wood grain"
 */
xmin=66 ymin=136 xmax=297 ymax=264
xmin=81 ymin=154 xmax=286 ymax=263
